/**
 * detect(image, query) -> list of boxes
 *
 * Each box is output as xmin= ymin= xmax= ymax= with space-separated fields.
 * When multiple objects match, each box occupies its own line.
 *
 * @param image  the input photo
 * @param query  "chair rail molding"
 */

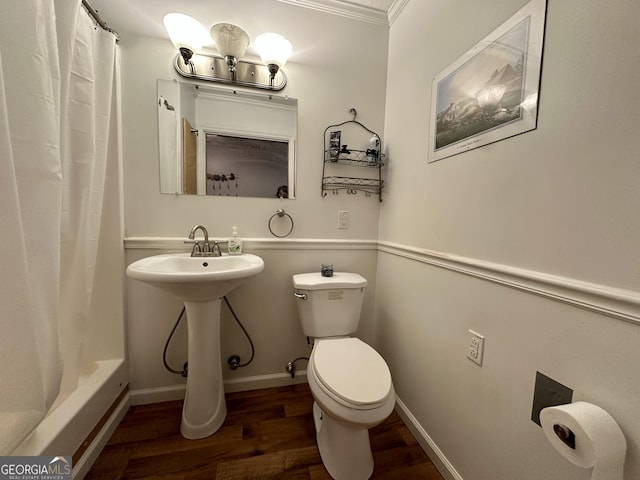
xmin=123 ymin=237 xmax=639 ymax=325
xmin=378 ymin=241 xmax=640 ymax=326
xmin=123 ymin=237 xmax=378 ymax=251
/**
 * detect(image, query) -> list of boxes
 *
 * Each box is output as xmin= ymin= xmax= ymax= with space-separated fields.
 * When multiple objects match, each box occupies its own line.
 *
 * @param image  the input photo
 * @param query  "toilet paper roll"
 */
xmin=540 ymin=402 xmax=626 ymax=480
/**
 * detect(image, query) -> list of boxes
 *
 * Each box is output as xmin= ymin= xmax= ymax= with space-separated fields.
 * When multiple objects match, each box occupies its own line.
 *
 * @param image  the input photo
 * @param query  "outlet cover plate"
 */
xmin=338 ymin=211 xmax=349 ymax=229
xmin=467 ymin=330 xmax=485 ymax=366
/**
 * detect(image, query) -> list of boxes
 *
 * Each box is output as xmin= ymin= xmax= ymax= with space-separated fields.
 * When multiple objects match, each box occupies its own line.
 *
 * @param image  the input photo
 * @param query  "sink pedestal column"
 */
xmin=180 ymin=298 xmax=227 ymax=439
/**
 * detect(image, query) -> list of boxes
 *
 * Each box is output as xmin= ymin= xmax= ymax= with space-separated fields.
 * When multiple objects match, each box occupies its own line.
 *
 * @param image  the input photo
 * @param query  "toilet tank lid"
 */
xmin=292 ymin=272 xmax=367 ymax=290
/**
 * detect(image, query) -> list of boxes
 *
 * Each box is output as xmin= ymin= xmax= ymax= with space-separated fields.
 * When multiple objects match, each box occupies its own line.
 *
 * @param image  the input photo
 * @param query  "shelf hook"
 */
xmin=348 ymin=107 xmax=357 ymax=121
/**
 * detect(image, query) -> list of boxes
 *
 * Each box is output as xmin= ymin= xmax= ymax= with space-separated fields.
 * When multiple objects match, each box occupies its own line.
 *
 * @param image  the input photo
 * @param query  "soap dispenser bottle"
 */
xmin=228 ymin=226 xmax=243 ymax=255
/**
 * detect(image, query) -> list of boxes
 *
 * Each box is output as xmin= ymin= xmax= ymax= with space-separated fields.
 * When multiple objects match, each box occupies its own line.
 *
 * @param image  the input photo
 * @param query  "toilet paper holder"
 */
xmin=541 ymin=402 xmax=627 ymax=480
xmin=553 ymin=423 xmax=576 ymax=450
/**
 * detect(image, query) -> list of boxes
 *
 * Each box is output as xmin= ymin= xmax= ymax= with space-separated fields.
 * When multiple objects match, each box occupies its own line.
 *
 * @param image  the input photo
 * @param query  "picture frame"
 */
xmin=428 ymin=0 xmax=547 ymax=163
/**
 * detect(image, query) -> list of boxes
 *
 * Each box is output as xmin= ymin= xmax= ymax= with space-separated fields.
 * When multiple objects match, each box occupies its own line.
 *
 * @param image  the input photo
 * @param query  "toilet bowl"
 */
xmin=309 ymin=337 xmax=394 ymax=423
xmin=307 ymin=337 xmax=395 ymax=480
xmin=292 ymin=272 xmax=396 ymax=480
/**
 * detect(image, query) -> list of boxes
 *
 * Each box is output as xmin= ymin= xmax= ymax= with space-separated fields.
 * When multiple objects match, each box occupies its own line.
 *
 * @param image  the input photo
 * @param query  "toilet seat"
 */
xmin=312 ymin=337 xmax=392 ymax=409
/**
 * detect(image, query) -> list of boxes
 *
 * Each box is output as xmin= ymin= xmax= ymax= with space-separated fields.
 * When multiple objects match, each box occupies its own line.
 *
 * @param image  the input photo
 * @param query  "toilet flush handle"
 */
xmin=294 ymin=292 xmax=307 ymax=300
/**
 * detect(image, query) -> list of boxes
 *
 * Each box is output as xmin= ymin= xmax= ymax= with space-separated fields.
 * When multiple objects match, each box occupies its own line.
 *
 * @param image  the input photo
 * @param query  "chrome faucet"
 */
xmin=186 ymin=225 xmax=221 ymax=257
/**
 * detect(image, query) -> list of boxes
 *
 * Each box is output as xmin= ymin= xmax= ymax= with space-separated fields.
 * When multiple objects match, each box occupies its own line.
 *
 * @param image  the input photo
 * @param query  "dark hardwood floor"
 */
xmin=86 ymin=383 xmax=444 ymax=479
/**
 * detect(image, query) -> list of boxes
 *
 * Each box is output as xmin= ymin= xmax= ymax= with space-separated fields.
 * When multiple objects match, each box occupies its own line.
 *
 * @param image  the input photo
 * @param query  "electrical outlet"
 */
xmin=338 ymin=211 xmax=349 ymax=229
xmin=467 ymin=330 xmax=485 ymax=366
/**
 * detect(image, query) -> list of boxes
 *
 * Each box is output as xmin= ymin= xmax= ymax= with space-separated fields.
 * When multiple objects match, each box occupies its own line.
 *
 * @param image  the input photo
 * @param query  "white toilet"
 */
xmin=292 ymin=272 xmax=395 ymax=480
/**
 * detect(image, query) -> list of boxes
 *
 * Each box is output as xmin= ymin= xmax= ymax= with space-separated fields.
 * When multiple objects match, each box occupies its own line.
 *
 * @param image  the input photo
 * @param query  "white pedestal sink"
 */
xmin=126 ymin=252 xmax=264 ymax=439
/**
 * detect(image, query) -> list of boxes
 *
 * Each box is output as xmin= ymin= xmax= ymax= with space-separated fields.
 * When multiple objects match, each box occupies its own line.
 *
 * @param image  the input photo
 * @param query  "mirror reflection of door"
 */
xmin=157 ymin=79 xmax=297 ymax=198
xmin=205 ymin=133 xmax=289 ymax=198
xmin=182 ymin=118 xmax=197 ymax=195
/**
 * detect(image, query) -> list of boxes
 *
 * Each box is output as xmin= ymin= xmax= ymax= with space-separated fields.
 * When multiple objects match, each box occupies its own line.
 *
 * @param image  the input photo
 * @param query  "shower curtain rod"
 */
xmin=81 ymin=0 xmax=120 ymax=41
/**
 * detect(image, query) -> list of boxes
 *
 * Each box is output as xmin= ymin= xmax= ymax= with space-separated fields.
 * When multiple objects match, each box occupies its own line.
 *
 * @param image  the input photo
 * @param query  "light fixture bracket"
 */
xmin=178 ymin=47 xmax=194 ymax=64
xmin=173 ymin=52 xmax=287 ymax=91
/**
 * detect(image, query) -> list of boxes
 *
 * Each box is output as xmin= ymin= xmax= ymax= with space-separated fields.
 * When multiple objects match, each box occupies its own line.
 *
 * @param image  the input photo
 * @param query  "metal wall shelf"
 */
xmin=322 ymin=110 xmax=384 ymax=202
xmin=323 ymin=149 xmax=385 ymax=167
xmin=322 ymin=176 xmax=383 ymax=196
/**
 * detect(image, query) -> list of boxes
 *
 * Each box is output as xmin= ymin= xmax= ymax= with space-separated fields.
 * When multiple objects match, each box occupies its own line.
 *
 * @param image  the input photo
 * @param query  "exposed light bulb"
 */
xmin=163 ymin=13 xmax=208 ymax=58
xmin=254 ymin=33 xmax=292 ymax=69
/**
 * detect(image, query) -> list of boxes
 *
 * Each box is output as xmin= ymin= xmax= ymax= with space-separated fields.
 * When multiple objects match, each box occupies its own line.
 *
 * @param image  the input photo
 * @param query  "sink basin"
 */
xmin=127 ymin=253 xmax=264 ymax=301
xmin=126 ymin=251 xmax=264 ymax=439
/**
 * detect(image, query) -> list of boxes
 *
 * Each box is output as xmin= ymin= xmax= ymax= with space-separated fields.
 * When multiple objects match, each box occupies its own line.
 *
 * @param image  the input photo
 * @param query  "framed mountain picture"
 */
xmin=428 ymin=0 xmax=547 ymax=163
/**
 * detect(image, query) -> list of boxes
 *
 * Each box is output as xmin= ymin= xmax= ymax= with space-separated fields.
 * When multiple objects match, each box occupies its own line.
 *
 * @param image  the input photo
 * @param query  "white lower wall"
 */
xmin=124 ymin=237 xmax=640 ymax=480
xmin=125 ymin=238 xmax=378 ymax=396
xmin=374 ymin=246 xmax=639 ymax=480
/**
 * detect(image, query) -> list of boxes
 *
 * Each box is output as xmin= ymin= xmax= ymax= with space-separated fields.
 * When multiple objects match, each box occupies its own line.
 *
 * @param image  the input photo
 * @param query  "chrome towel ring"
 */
xmin=268 ymin=208 xmax=294 ymax=238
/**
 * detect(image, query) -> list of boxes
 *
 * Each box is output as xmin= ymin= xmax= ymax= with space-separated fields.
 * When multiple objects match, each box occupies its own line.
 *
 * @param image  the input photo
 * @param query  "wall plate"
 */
xmin=531 ymin=371 xmax=573 ymax=426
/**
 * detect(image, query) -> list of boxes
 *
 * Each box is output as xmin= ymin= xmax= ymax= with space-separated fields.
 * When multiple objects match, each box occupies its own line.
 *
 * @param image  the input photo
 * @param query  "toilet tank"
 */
xmin=292 ymin=272 xmax=368 ymax=338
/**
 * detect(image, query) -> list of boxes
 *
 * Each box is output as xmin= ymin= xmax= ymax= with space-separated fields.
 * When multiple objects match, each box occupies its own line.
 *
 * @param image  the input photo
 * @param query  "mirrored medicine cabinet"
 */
xmin=157 ymin=79 xmax=297 ymax=199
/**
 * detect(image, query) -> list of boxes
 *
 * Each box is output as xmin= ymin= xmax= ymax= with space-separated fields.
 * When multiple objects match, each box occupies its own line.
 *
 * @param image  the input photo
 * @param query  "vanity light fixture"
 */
xmin=210 ymin=23 xmax=250 ymax=80
xmin=163 ymin=13 xmax=209 ymax=74
xmin=254 ymin=33 xmax=293 ymax=87
xmin=163 ymin=14 xmax=292 ymax=91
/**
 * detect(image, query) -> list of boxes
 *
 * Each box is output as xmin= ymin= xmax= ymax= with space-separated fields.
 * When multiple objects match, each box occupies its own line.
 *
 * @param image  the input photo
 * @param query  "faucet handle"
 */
xmin=187 ymin=240 xmax=203 ymax=256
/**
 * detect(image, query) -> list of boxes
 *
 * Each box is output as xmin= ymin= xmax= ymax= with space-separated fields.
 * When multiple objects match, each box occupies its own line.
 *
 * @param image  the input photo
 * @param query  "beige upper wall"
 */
xmin=379 ymin=1 xmax=640 ymax=479
xmin=120 ymin=0 xmax=389 ymax=240
xmin=381 ymin=0 xmax=640 ymax=291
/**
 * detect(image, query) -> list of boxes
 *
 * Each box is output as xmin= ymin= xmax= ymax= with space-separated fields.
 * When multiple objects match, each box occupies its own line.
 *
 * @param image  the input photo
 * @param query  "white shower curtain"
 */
xmin=0 ymin=0 xmax=120 ymax=454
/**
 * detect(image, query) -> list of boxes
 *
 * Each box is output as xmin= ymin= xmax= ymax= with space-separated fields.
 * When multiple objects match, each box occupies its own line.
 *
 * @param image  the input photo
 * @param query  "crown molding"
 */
xmin=388 ymin=0 xmax=410 ymax=25
xmin=277 ymin=0 xmax=390 ymax=26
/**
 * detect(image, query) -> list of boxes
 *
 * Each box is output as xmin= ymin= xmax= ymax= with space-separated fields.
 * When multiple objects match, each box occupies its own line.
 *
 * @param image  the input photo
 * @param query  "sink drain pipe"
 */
xmin=163 ymin=296 xmax=255 ymax=377
xmin=223 ymin=296 xmax=255 ymax=370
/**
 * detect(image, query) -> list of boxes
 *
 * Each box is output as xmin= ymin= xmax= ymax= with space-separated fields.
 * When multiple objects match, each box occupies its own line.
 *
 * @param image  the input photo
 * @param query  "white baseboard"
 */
xmin=224 ymin=371 xmax=308 ymax=393
xmin=130 ymin=372 xmax=308 ymax=406
xmin=73 ymin=393 xmax=130 ymax=479
xmin=395 ymin=396 xmax=463 ymax=480
xmin=129 ymin=384 xmax=186 ymax=406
